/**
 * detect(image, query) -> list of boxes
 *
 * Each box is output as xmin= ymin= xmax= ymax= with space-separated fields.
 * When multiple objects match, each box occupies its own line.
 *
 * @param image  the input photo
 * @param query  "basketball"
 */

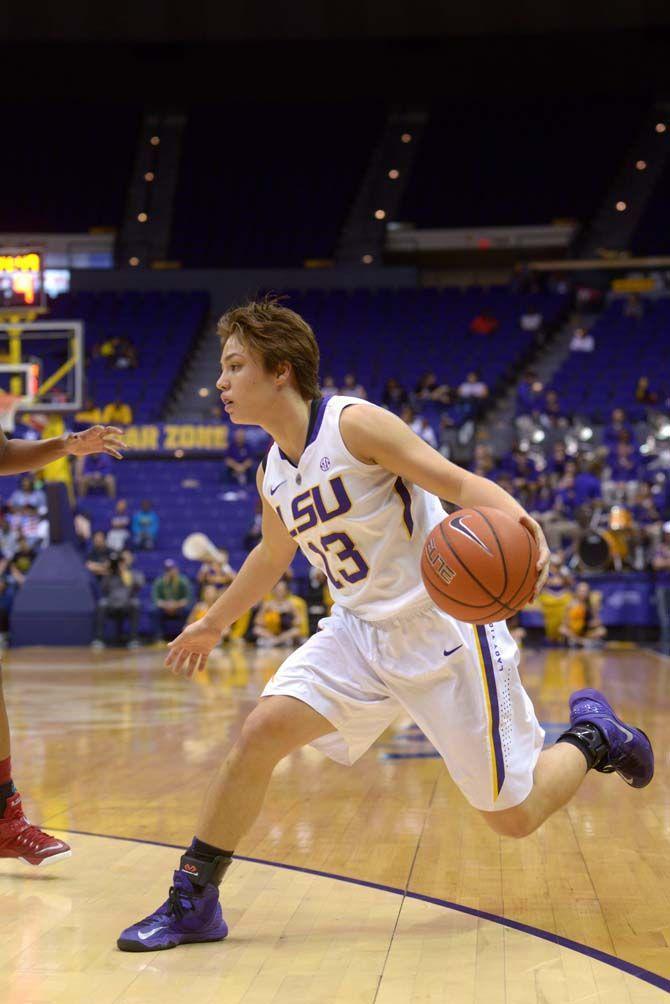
xmin=421 ymin=506 xmax=539 ymax=624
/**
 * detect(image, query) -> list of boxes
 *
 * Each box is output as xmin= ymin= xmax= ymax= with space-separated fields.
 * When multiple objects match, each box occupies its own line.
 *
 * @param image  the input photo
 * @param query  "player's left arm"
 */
xmin=340 ymin=404 xmax=550 ymax=596
xmin=0 ymin=425 xmax=126 ymax=475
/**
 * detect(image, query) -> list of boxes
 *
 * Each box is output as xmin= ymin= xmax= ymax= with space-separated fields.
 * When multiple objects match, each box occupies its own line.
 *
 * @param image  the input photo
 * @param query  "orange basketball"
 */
xmin=421 ymin=506 xmax=539 ymax=624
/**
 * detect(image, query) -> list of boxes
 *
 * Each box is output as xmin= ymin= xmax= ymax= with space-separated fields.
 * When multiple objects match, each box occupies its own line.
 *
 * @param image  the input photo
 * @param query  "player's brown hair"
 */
xmin=217 ymin=296 xmax=320 ymax=401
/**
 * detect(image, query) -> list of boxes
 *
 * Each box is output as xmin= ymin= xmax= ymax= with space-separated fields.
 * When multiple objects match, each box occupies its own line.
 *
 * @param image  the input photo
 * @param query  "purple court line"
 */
xmin=48 ymin=827 xmax=670 ymax=994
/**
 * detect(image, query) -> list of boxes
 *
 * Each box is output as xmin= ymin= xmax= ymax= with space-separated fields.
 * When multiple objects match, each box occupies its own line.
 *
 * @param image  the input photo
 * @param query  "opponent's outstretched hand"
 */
xmin=67 ymin=425 xmax=126 ymax=460
xmin=519 ymin=514 xmax=550 ymax=601
xmin=165 ymin=619 xmax=223 ymax=678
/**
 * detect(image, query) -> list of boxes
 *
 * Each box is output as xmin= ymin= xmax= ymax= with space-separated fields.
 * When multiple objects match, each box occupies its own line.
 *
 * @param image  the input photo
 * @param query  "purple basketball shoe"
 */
xmin=117 ymin=870 xmax=228 ymax=952
xmin=569 ymin=688 xmax=654 ymax=788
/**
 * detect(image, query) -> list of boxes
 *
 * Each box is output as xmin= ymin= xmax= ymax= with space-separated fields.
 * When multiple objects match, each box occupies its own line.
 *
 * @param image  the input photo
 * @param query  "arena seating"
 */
xmin=0 ymin=103 xmax=140 ymax=232
xmin=169 ymin=102 xmax=384 ymax=266
xmin=399 ymin=99 xmax=645 ymax=229
xmin=286 ymin=285 xmax=567 ymax=427
xmin=48 ymin=290 xmax=209 ymax=422
xmin=547 ymin=297 xmax=670 ymax=420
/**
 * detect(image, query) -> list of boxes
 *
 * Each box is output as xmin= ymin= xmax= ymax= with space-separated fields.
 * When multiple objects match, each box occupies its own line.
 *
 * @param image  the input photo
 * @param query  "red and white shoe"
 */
xmin=0 ymin=792 xmax=71 ymax=866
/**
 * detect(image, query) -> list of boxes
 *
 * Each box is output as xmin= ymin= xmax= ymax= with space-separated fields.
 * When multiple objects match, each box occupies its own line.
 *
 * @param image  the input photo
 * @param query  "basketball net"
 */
xmin=0 ymin=390 xmax=23 ymax=433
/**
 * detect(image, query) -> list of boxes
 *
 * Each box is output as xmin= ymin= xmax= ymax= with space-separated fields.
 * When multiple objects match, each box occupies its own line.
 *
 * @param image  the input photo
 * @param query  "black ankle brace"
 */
xmin=556 ymin=722 xmax=610 ymax=771
xmin=179 ymin=852 xmax=232 ymax=889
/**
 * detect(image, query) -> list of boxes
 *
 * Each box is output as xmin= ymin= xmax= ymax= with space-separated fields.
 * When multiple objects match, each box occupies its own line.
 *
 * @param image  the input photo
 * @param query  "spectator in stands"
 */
xmin=74 ymin=397 xmax=104 ymax=425
xmin=546 ymin=442 xmax=568 ymax=477
xmin=9 ymin=477 xmax=47 ymax=515
xmin=223 ymin=428 xmax=253 ymax=486
xmin=197 ymin=548 xmax=235 ymax=597
xmin=539 ymin=389 xmax=563 ymax=424
xmin=107 ymin=499 xmax=131 ymax=551
xmin=151 ymin=559 xmax=193 ymax=641
xmin=381 ymin=377 xmax=408 ymax=413
xmin=341 ymin=372 xmax=367 ymax=399
xmin=120 ymin=548 xmax=145 ymax=592
xmin=102 ymin=397 xmax=134 ymax=425
xmin=623 ymin=293 xmax=644 ymax=320
xmin=304 ymin=567 xmax=333 ymax=636
xmin=471 ymin=443 xmax=495 ymax=479
xmin=0 ymin=513 xmax=18 ymax=562
xmin=469 ymin=311 xmax=498 ymax=336
xmin=569 ymin=327 xmax=595 ymax=352
xmin=8 ymin=538 xmax=36 ymax=588
xmin=519 ymin=307 xmax=543 ymax=335
xmin=19 ymin=504 xmax=48 ymax=550
xmin=573 ymin=461 xmax=603 ymax=509
xmin=635 ymin=376 xmax=659 ymax=406
xmin=438 ymin=412 xmax=457 ymax=458
xmin=652 ymin=523 xmax=670 ymax=650
xmin=457 ymin=371 xmax=489 ymax=401
xmin=187 ymin=584 xmax=220 ymax=626
xmin=92 ymin=551 xmax=142 ymax=650
xmin=86 ymin=530 xmax=112 ymax=582
xmin=603 ymin=441 xmax=641 ymax=504
xmin=321 ymin=375 xmax=338 ymax=400
xmin=76 ymin=452 xmax=116 ymax=498
xmin=537 ymin=554 xmax=574 ymax=643
xmin=631 ymin=483 xmax=662 ymax=544
xmin=399 ymin=405 xmax=436 ymax=446
xmin=413 ymin=371 xmax=451 ymax=405
xmin=132 ymin=499 xmax=160 ymax=549
xmin=559 ymin=582 xmax=607 ymax=647
xmin=516 ymin=371 xmax=544 ymax=415
xmin=252 ymin=578 xmax=308 ymax=648
xmin=603 ymin=408 xmax=635 ymax=450
xmin=114 ymin=337 xmax=138 ymax=369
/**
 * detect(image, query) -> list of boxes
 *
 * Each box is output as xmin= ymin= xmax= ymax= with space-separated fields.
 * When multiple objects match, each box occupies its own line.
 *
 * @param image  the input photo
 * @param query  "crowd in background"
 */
xmin=2 ymin=288 xmax=669 ymax=652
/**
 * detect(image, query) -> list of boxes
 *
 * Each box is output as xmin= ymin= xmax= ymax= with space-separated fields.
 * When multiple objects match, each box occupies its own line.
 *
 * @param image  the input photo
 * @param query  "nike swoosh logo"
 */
xmin=138 ymin=926 xmax=166 ymax=941
xmin=602 ymin=717 xmax=634 ymax=742
xmin=443 ymin=645 xmax=463 ymax=657
xmin=450 ymin=514 xmax=493 ymax=555
xmin=38 ymin=844 xmax=63 ymax=854
xmin=270 ymin=480 xmax=287 ymax=496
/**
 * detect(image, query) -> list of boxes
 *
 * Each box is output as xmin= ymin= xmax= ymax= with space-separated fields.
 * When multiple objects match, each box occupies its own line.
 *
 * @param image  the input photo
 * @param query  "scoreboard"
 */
xmin=0 ymin=251 xmax=45 ymax=313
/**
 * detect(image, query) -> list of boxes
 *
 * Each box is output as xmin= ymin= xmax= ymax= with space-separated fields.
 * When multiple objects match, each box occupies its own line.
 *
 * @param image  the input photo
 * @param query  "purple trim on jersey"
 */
xmin=476 ymin=624 xmax=506 ymax=798
xmin=393 ymin=477 xmax=414 ymax=536
xmin=277 ymin=397 xmax=326 ymax=466
xmin=306 ymin=396 xmax=328 ymax=449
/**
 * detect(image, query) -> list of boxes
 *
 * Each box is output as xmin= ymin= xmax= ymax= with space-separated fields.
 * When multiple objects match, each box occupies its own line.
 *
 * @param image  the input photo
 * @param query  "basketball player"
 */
xmin=118 ymin=299 xmax=653 ymax=952
xmin=0 ymin=422 xmax=125 ymax=865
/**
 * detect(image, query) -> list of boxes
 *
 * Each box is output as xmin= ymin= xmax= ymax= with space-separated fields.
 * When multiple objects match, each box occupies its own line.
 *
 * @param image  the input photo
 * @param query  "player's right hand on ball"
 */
xmin=165 ymin=619 xmax=222 ymax=678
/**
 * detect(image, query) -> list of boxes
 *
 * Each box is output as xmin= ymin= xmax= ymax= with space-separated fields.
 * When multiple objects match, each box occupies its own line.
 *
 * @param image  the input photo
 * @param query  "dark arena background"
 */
xmin=2 ymin=3 xmax=670 ymax=1001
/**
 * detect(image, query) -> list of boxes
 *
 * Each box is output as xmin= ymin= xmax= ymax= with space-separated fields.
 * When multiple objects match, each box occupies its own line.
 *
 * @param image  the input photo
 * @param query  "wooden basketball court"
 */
xmin=1 ymin=642 xmax=669 ymax=1002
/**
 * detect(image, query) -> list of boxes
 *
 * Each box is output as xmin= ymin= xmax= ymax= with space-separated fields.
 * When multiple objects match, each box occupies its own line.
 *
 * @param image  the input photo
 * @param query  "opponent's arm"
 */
xmin=0 ymin=424 xmax=125 ymax=475
xmin=340 ymin=404 xmax=550 ymax=595
xmin=165 ymin=463 xmax=297 ymax=677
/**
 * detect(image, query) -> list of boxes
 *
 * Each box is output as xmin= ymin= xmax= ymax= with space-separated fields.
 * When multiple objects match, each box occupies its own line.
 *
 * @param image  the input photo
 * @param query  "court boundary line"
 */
xmin=50 ymin=827 xmax=670 ymax=994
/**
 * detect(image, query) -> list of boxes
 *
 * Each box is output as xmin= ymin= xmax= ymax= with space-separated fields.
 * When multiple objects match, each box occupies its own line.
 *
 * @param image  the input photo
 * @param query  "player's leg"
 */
xmin=196 ymin=695 xmax=333 ymax=850
xmin=383 ymin=610 xmax=653 ymax=841
xmin=0 ymin=664 xmax=71 ymax=865
xmin=479 ymin=741 xmax=587 ymax=837
xmin=118 ymin=608 xmax=398 ymax=953
xmin=481 ymin=687 xmax=654 ymax=838
xmin=117 ymin=694 xmax=334 ymax=952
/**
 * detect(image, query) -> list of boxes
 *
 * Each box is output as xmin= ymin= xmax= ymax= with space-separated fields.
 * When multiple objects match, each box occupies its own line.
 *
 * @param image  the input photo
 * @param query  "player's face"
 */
xmin=216 ymin=334 xmax=276 ymax=425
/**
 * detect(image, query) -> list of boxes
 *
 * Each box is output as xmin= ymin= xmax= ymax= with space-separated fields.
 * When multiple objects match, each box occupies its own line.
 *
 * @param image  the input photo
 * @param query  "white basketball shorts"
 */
xmin=262 ymin=599 xmax=545 ymax=813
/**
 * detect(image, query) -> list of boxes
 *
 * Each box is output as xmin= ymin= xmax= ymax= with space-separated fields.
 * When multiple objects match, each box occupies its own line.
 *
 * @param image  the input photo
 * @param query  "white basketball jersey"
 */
xmin=262 ymin=395 xmax=445 ymax=621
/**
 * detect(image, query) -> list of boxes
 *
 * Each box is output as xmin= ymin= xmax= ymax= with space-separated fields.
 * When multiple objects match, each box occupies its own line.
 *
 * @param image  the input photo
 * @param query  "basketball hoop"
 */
xmin=0 ymin=391 xmax=23 ymax=433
